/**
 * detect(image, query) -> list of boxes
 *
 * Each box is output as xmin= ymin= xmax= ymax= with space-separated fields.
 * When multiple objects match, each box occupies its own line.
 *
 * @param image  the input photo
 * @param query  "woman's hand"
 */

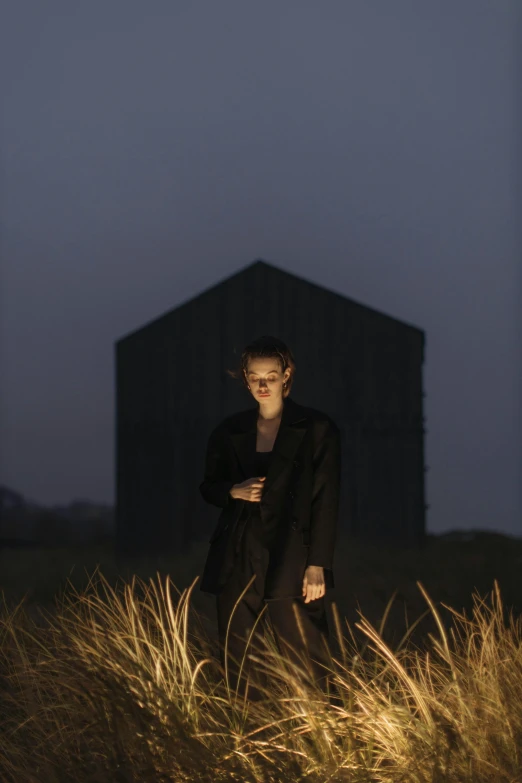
xmin=230 ymin=476 xmax=266 ymax=502
xmin=302 ymin=565 xmax=325 ymax=603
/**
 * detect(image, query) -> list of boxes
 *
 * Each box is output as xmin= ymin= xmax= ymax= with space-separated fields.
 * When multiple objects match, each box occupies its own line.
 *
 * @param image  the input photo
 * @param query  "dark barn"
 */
xmin=115 ymin=259 xmax=426 ymax=555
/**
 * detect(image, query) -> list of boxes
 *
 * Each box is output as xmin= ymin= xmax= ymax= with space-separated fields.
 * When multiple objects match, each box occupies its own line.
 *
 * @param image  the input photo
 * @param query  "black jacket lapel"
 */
xmin=229 ymin=397 xmax=308 ymax=500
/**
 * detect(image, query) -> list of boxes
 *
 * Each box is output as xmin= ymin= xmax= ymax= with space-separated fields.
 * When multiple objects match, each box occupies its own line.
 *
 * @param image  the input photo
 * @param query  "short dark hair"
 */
xmin=227 ymin=336 xmax=296 ymax=398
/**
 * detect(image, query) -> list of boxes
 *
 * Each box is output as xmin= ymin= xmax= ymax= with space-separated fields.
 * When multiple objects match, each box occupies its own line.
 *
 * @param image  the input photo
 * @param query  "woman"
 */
xmin=199 ymin=336 xmax=341 ymax=700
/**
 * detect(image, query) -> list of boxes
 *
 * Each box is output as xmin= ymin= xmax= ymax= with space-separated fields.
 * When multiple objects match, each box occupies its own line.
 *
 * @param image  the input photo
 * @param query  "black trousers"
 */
xmin=215 ymin=521 xmax=332 ymax=701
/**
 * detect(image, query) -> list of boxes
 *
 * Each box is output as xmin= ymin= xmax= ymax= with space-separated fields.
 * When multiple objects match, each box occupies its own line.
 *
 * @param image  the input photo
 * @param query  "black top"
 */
xmin=254 ymin=449 xmax=272 ymax=479
xmin=233 ymin=448 xmax=275 ymax=553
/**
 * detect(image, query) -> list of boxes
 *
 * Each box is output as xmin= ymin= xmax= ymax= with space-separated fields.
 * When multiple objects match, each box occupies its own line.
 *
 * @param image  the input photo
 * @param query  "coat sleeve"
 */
xmin=199 ymin=424 xmax=237 ymax=509
xmin=306 ymin=417 xmax=341 ymax=570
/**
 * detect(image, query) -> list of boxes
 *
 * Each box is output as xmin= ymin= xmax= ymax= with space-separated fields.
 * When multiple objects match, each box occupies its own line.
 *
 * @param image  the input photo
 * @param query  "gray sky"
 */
xmin=1 ymin=1 xmax=520 ymax=536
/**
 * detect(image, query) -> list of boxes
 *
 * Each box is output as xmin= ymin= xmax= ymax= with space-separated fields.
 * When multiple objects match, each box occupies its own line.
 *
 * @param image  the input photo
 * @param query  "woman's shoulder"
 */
xmin=291 ymin=400 xmax=340 ymax=438
xmin=209 ymin=400 xmax=339 ymax=436
xmin=307 ymin=408 xmax=340 ymax=437
xmin=282 ymin=401 xmax=340 ymax=442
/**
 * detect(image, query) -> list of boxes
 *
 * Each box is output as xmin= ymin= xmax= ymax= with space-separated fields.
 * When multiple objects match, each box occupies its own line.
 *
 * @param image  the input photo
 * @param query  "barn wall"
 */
xmin=116 ymin=316 xmax=182 ymax=552
xmin=116 ymin=261 xmax=426 ymax=554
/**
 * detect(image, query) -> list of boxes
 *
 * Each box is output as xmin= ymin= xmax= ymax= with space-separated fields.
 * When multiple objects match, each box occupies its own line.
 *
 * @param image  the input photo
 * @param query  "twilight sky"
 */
xmin=1 ymin=1 xmax=520 ymax=536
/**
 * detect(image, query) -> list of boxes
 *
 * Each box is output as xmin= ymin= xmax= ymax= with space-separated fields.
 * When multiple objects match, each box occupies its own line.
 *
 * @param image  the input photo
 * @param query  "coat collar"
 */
xmin=229 ymin=395 xmax=308 ymax=435
xmin=229 ymin=397 xmax=309 ymax=502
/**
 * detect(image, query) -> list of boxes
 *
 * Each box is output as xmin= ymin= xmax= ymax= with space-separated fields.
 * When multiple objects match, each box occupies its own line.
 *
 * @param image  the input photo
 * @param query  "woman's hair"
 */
xmin=227 ymin=335 xmax=296 ymax=398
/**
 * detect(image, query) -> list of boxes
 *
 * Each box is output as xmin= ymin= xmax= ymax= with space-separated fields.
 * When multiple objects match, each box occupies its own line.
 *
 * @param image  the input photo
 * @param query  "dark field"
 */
xmin=2 ymin=529 xmax=521 ymax=652
xmin=1 ymin=529 xmax=522 ymax=782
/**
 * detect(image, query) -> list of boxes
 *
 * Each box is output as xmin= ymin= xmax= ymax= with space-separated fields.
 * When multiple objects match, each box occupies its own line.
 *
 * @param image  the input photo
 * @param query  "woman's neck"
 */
xmin=257 ymin=397 xmax=284 ymax=421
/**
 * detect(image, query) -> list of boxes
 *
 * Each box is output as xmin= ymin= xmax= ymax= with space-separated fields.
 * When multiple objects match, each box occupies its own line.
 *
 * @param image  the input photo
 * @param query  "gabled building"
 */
xmin=115 ymin=259 xmax=426 ymax=553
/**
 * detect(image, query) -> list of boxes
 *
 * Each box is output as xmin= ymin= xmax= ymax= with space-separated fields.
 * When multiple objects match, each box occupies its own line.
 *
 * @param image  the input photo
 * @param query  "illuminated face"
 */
xmin=245 ymin=357 xmax=291 ymax=402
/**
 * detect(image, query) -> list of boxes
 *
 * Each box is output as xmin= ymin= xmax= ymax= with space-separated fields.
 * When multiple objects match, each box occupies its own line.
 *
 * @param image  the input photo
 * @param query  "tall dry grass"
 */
xmin=0 ymin=571 xmax=521 ymax=782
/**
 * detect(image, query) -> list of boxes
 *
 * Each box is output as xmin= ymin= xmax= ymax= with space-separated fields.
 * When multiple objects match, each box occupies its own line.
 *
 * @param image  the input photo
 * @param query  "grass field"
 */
xmin=1 ymin=530 xmax=521 ymax=781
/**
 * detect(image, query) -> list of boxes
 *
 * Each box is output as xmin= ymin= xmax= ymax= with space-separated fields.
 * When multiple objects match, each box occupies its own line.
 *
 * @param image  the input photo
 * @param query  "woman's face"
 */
xmin=245 ymin=357 xmax=291 ymax=403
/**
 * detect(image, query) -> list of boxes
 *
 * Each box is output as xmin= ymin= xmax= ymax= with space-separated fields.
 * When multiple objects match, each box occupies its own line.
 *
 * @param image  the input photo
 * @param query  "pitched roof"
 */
xmin=116 ymin=258 xmax=424 ymax=344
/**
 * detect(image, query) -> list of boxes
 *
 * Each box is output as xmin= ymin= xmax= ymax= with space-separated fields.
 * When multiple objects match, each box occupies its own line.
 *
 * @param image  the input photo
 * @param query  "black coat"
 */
xmin=199 ymin=396 xmax=342 ymax=599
